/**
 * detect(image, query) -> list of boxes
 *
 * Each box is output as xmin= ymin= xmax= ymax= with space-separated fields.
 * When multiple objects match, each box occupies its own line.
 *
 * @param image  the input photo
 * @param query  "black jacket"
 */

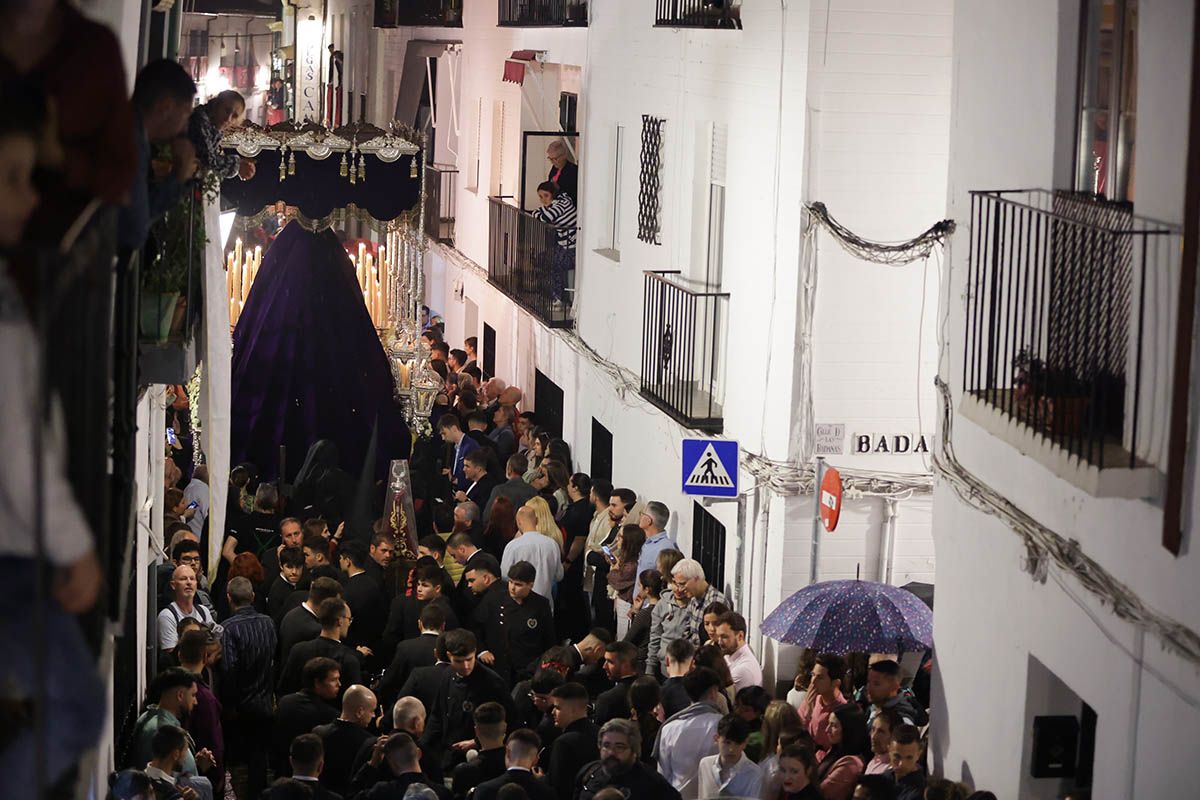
xmin=268 ymin=575 xmax=301 ymax=623
xmin=423 ymin=664 xmax=515 ymax=757
xmin=469 ymin=579 xmax=510 ymax=642
xmin=312 ymin=718 xmax=374 ymax=798
xmin=278 ymin=635 xmax=363 ymax=696
xmin=343 ymin=571 xmax=387 ymax=651
xmin=268 ymin=778 xmax=342 ymax=800
xmin=272 ymin=690 xmax=338 ymax=776
xmin=487 ymin=591 xmax=557 ymax=683
xmin=592 ymin=675 xmax=636 ymax=727
xmin=356 ymin=770 xmax=451 ymax=800
xmin=464 ymin=474 xmax=500 ymax=510
xmin=575 ymin=760 xmax=682 ymax=800
xmin=278 ymin=603 xmax=322 ymax=668
xmin=660 ymin=676 xmax=691 ymax=720
xmin=377 ymin=632 xmax=439 ymax=713
xmin=547 ymin=717 xmax=599 ymax=800
xmin=451 ymin=549 xmax=488 ymax=621
xmin=381 ymin=595 xmax=458 ymax=663
xmin=450 ymin=747 xmax=507 ymax=798
xmin=397 ymin=662 xmax=454 ymax=727
xmin=472 ymin=768 xmax=556 ymax=800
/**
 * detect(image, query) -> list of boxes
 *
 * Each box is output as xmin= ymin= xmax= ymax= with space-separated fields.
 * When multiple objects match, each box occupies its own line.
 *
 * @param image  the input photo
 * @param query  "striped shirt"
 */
xmin=220 ymin=605 xmax=277 ymax=714
xmin=534 ymin=194 xmax=577 ymax=249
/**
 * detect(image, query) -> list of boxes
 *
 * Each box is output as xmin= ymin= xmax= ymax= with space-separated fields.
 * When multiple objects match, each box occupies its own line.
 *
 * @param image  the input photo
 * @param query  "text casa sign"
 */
xmin=852 ymin=432 xmax=930 ymax=455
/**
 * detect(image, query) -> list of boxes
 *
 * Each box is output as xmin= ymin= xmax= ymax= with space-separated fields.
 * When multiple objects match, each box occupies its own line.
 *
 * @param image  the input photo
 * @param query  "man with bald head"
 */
xmin=500 ymin=507 xmax=562 ymax=607
xmin=348 ymin=695 xmax=436 ymax=788
xmin=313 ymin=684 xmax=378 ymax=797
xmin=156 ymin=563 xmax=216 ymax=650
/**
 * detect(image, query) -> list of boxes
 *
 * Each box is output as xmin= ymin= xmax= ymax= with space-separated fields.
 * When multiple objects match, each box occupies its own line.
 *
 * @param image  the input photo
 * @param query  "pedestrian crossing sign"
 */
xmin=682 ymin=439 xmax=739 ymax=497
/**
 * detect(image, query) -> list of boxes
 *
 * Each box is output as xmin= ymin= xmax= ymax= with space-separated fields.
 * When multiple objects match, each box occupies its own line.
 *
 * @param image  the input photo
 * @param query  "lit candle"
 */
xmin=241 ymin=257 xmax=251 ymax=303
xmin=253 ymin=246 xmax=262 ymax=280
xmin=234 ymin=238 xmax=243 ymax=274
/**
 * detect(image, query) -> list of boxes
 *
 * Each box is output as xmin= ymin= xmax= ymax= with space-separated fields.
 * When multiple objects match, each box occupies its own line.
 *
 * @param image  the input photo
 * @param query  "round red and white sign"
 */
xmin=819 ymin=466 xmax=843 ymax=532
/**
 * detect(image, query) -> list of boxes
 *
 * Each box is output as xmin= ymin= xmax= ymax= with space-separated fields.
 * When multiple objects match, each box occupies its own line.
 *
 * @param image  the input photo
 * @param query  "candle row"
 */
xmin=227 ymin=238 xmax=262 ymax=327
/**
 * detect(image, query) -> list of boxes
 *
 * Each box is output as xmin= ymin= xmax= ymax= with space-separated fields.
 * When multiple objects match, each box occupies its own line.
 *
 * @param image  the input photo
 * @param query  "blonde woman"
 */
xmin=523 ymin=495 xmax=564 ymax=551
xmin=759 ymin=701 xmax=803 ymax=797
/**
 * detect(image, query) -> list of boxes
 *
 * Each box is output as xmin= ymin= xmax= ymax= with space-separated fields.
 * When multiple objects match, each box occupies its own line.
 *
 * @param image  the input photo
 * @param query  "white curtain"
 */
xmin=200 ymin=197 xmax=231 ymax=579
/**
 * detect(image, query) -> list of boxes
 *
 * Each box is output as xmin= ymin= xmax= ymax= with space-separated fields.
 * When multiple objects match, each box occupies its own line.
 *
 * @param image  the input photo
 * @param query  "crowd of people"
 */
xmin=109 ymin=322 xmax=1003 ymax=800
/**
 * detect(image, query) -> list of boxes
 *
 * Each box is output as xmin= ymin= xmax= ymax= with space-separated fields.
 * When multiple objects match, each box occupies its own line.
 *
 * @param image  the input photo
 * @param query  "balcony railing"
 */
xmin=655 ymin=0 xmax=742 ymax=29
xmin=425 ymin=164 xmax=457 ymax=246
xmin=488 ymin=197 xmax=574 ymax=328
xmin=499 ymin=0 xmax=588 ymax=27
xmin=963 ymin=189 xmax=1181 ymax=479
xmin=640 ymin=270 xmax=728 ymax=432
xmin=374 ymin=0 xmax=463 ymax=27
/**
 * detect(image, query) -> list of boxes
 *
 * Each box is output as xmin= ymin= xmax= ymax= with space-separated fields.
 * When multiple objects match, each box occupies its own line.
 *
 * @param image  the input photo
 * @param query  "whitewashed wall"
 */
xmin=346 ymin=0 xmax=951 ymax=688
xmin=933 ymin=0 xmax=1200 ymax=796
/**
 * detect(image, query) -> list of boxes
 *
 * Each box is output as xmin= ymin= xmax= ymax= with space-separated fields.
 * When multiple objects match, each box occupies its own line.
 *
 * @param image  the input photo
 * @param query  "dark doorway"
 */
xmin=534 ymin=369 xmax=565 ymax=439
xmin=482 ymin=323 xmax=496 ymax=378
xmin=692 ymin=501 xmax=726 ymax=592
xmin=590 ymin=418 xmax=613 ymax=481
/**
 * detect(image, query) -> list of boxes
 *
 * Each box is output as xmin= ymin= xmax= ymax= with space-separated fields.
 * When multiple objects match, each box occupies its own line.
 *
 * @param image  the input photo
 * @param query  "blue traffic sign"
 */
xmin=682 ymin=439 xmax=739 ymax=497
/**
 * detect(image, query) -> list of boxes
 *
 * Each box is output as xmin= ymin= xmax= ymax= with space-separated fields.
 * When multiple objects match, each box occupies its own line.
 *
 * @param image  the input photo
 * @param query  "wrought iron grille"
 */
xmin=498 ymin=0 xmax=589 ymax=26
xmin=637 ymin=115 xmax=664 ymax=245
xmin=692 ymin=501 xmax=727 ymax=593
xmin=374 ymin=0 xmax=463 ymax=27
xmin=964 ymin=189 xmax=1180 ymax=470
xmin=641 ymin=270 xmax=728 ymax=431
xmin=656 ymin=0 xmax=743 ymax=29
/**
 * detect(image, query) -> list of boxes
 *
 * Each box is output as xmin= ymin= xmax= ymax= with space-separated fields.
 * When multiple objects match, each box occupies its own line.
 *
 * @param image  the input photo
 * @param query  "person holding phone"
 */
xmin=605 ymin=525 xmax=646 ymax=639
xmin=181 ymin=464 xmax=209 ymax=538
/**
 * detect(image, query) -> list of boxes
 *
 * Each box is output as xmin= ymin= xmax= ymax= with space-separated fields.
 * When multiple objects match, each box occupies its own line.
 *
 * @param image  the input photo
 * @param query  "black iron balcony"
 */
xmin=374 ymin=0 xmax=463 ymax=28
xmin=499 ymin=0 xmax=588 ymax=27
xmin=640 ymin=270 xmax=728 ymax=432
xmin=425 ymin=164 xmax=458 ymax=246
xmin=488 ymin=197 xmax=574 ymax=328
xmin=963 ymin=189 xmax=1181 ymax=480
xmin=655 ymin=0 xmax=742 ymax=29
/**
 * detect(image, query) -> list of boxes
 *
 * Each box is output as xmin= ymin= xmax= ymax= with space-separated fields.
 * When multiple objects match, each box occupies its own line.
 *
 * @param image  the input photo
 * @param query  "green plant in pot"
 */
xmin=140 ymin=164 xmax=218 ymax=342
xmin=1012 ymin=346 xmax=1089 ymax=437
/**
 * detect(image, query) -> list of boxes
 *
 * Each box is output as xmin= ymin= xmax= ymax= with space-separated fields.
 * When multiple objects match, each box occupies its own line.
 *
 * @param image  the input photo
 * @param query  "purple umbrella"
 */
xmin=762 ymin=579 xmax=933 ymax=654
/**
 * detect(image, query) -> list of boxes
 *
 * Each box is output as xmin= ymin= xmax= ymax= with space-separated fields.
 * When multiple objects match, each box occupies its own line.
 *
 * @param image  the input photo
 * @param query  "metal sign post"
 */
xmin=809 ymin=457 xmax=824 ymax=585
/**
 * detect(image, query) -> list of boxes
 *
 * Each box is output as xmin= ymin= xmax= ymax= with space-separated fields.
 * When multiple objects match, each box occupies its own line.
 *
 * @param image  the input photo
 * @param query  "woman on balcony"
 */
xmin=533 ymin=180 xmax=576 ymax=305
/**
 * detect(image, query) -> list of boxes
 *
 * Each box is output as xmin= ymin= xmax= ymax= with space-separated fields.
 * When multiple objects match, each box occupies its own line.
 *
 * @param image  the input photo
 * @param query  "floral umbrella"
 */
xmin=762 ymin=579 xmax=933 ymax=654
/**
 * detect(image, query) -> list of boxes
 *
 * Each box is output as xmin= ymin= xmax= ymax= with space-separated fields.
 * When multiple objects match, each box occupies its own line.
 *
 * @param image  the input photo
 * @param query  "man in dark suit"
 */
xmin=277 ymin=598 xmax=363 ymax=696
xmin=278 ymin=577 xmax=343 ymax=671
xmin=312 ymin=685 xmax=377 ymax=798
xmin=450 ymin=701 xmax=508 ymax=799
xmin=267 ymin=545 xmax=307 ymax=622
xmin=483 ymin=453 xmax=537 ymax=522
xmin=446 ymin=532 xmax=487 ymax=621
xmin=547 ymin=682 xmax=600 ymax=800
xmin=272 ymin=657 xmax=341 ymax=777
xmin=472 ymin=728 xmax=556 ymax=800
xmin=563 ymin=628 xmax=615 ymax=700
xmin=592 ymin=641 xmax=639 ymax=727
xmin=467 ymin=555 xmax=510 ymax=643
xmin=454 ymin=450 xmax=499 ymax=508
xmin=486 ymin=406 xmax=519 ymax=462
xmin=350 ymin=732 xmax=450 ymax=800
xmin=337 ymin=540 xmax=387 ymax=652
xmin=396 ymin=657 xmax=453 ymax=731
xmin=377 ymin=604 xmax=445 ymax=713
xmin=379 ymin=562 xmax=458 ymax=663
xmin=287 ymin=733 xmax=344 ymax=800
xmin=422 ymin=630 xmax=515 ymax=774
xmin=364 ymin=530 xmax=397 ymax=599
xmin=477 ymin=561 xmax=557 ymax=684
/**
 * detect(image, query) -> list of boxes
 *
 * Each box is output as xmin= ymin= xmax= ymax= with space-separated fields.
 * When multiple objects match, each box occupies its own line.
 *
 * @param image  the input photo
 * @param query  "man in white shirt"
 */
xmin=653 ymin=667 xmax=725 ymax=799
xmin=714 ymin=611 xmax=763 ymax=693
xmin=181 ymin=464 xmax=209 ymax=538
xmin=501 ymin=507 xmax=563 ymax=607
xmin=157 ymin=563 xmax=216 ymax=650
xmin=697 ymin=714 xmax=764 ymax=799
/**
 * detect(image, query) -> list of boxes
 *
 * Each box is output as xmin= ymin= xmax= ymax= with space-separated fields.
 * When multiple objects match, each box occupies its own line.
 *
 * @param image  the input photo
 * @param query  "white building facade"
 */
xmin=932 ymin=0 xmax=1200 ymax=797
xmin=317 ymin=0 xmax=955 ymax=687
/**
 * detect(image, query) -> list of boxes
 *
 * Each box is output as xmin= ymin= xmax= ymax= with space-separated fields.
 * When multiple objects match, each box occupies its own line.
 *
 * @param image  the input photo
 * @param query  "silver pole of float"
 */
xmin=809 ymin=456 xmax=824 ymax=585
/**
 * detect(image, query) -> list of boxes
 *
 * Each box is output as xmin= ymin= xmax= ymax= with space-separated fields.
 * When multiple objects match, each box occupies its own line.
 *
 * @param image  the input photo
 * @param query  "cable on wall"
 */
xmin=932 ymin=375 xmax=1200 ymax=668
xmin=805 ymin=201 xmax=956 ymax=266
